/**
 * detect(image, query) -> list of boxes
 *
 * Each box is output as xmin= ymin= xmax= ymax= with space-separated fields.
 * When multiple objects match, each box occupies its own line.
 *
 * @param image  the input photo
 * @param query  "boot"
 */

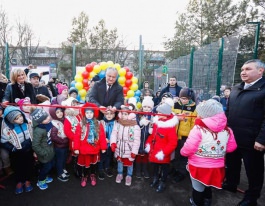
xmin=150 ymin=176 xmax=159 ymax=188
xmin=72 ymin=156 xmax=80 ymax=178
xmin=191 ymin=189 xmax=204 ymax=206
xmin=156 ymin=181 xmax=166 ymax=193
xmin=203 ymin=199 xmax=212 ymax=206
xmin=135 ymin=163 xmax=141 ymax=178
xmin=203 ymin=187 xmax=212 ymax=206
xmin=142 ymin=163 xmax=150 ymax=179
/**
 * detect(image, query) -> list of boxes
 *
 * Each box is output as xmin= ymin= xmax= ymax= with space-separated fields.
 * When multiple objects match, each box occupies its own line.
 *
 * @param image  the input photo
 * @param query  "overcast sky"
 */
xmin=1 ymin=0 xmax=189 ymax=50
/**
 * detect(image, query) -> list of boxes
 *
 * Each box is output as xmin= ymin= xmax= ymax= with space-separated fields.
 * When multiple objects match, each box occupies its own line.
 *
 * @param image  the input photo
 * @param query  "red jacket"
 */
xmin=73 ymin=121 xmax=107 ymax=155
xmin=146 ymin=115 xmax=178 ymax=164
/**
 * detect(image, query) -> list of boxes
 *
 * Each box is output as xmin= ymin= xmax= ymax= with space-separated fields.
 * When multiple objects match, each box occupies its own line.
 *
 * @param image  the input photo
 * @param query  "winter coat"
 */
xmin=110 ymin=121 xmax=141 ymax=162
xmin=173 ymin=100 xmax=197 ymax=139
xmin=181 ymin=113 xmax=237 ymax=168
xmin=137 ymin=114 xmax=152 ymax=154
xmin=226 ymin=77 xmax=265 ymax=149
xmin=158 ymin=83 xmax=182 ymax=104
xmin=146 ymin=115 xmax=178 ymax=164
xmin=73 ymin=121 xmax=107 ymax=155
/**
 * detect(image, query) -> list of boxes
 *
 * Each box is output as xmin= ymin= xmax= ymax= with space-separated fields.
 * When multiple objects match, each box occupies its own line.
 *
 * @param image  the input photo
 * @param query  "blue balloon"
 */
xmin=135 ymin=96 xmax=140 ymax=102
xmin=70 ymin=80 xmax=76 ymax=88
xmin=98 ymin=70 xmax=106 ymax=79
xmin=134 ymin=90 xmax=141 ymax=97
xmin=76 ymin=95 xmax=81 ymax=101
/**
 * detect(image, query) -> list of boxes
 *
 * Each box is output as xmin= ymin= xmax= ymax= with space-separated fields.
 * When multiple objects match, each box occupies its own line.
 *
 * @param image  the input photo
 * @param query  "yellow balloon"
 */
xmin=77 ymin=70 xmax=83 ymax=75
xmin=75 ymin=82 xmax=83 ymax=90
xmin=114 ymin=63 xmax=121 ymax=71
xmin=107 ymin=61 xmax=114 ymax=67
xmin=93 ymin=65 xmax=101 ymax=74
xmin=81 ymin=96 xmax=86 ymax=101
xmin=89 ymin=71 xmax=96 ymax=79
xmin=132 ymin=77 xmax=138 ymax=84
xmin=99 ymin=62 xmax=108 ymax=71
xmin=136 ymin=102 xmax=142 ymax=109
xmin=118 ymin=68 xmax=126 ymax=76
xmin=130 ymin=83 xmax=138 ymax=91
xmin=127 ymin=90 xmax=135 ymax=98
xmin=75 ymin=75 xmax=83 ymax=82
xmin=118 ymin=76 xmax=126 ymax=84
xmin=78 ymin=89 xmax=87 ymax=97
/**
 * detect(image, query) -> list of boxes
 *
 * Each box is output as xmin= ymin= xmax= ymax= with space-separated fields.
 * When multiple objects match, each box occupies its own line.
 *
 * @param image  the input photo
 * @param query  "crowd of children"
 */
xmin=0 ymin=83 xmax=238 ymax=206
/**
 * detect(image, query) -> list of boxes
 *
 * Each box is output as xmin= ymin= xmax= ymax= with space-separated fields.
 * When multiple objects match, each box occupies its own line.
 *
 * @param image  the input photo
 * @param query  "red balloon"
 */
xmin=85 ymin=64 xmax=93 ymax=73
xmin=84 ymin=86 xmax=89 ymax=91
xmin=124 ymin=67 xmax=130 ymax=72
xmin=125 ymin=72 xmax=133 ymax=79
xmin=82 ymin=71 xmax=89 ymax=79
xmin=90 ymin=62 xmax=97 ymax=67
xmin=125 ymin=79 xmax=132 ymax=87
xmin=123 ymin=87 xmax=129 ymax=95
xmin=82 ymin=79 xmax=89 ymax=87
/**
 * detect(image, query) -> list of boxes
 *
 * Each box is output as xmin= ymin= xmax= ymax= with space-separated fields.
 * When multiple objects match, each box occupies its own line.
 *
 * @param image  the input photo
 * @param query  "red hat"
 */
xmin=15 ymin=97 xmax=31 ymax=112
xmin=56 ymin=83 xmax=68 ymax=94
xmin=81 ymin=103 xmax=99 ymax=118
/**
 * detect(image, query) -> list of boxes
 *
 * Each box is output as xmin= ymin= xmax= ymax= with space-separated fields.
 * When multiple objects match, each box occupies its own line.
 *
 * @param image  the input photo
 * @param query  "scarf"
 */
xmin=118 ymin=119 xmax=137 ymax=127
xmin=38 ymin=122 xmax=53 ymax=145
xmin=105 ymin=120 xmax=115 ymax=143
xmin=86 ymin=119 xmax=97 ymax=145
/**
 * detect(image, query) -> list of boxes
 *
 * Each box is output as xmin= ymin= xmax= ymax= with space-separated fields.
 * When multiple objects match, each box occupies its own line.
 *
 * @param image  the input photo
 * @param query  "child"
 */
xmin=51 ymin=83 xmax=68 ymax=105
xmin=68 ymin=87 xmax=78 ymax=99
xmin=145 ymin=98 xmax=178 ymax=193
xmin=73 ymin=103 xmax=107 ymax=187
xmin=49 ymin=105 xmax=69 ymax=182
xmin=110 ymin=104 xmax=141 ymax=186
xmin=15 ymin=97 xmax=32 ymax=119
xmin=180 ymin=99 xmax=237 ymax=206
xmin=98 ymin=108 xmax=116 ymax=180
xmin=1 ymin=106 xmax=34 ymax=194
xmin=135 ymin=96 xmax=154 ymax=179
xmin=30 ymin=108 xmax=55 ymax=190
xmin=172 ymin=87 xmax=197 ymax=183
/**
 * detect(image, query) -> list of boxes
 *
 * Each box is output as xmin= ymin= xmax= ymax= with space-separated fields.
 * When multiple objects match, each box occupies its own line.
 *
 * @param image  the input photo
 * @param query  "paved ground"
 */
xmin=0 ymin=162 xmax=264 ymax=206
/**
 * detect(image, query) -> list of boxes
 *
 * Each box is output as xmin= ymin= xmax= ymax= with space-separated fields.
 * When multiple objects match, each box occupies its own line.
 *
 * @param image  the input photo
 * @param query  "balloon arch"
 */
xmin=70 ymin=61 xmax=142 ymax=108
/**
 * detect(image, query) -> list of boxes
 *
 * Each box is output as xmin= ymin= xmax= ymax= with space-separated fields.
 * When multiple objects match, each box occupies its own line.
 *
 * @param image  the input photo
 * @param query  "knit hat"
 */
xmin=91 ymin=75 xmax=100 ymax=82
xmin=179 ymin=88 xmax=193 ymax=99
xmin=142 ymin=96 xmax=154 ymax=109
xmin=128 ymin=97 xmax=137 ymax=108
xmin=61 ymin=97 xmax=79 ymax=107
xmin=196 ymin=99 xmax=223 ymax=118
xmin=156 ymin=98 xmax=174 ymax=115
xmin=212 ymin=95 xmax=220 ymax=102
xmin=30 ymin=108 xmax=49 ymax=124
xmin=6 ymin=110 xmax=22 ymax=123
xmin=161 ymin=92 xmax=173 ymax=99
xmin=56 ymin=83 xmax=68 ymax=94
xmin=15 ymin=97 xmax=31 ymax=112
xmin=68 ymin=87 xmax=78 ymax=95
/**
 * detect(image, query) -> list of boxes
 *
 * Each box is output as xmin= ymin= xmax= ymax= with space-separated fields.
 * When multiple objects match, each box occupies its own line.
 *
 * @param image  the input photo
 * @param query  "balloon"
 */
xmin=125 ymin=72 xmax=133 ymax=79
xmin=114 ymin=63 xmax=121 ymax=71
xmin=77 ymin=95 xmax=81 ymax=101
xmin=89 ymin=71 xmax=96 ymax=79
xmin=82 ymin=71 xmax=89 ymax=79
xmin=85 ymin=64 xmax=93 ymax=73
xmin=134 ymin=90 xmax=141 ymax=97
xmin=78 ymin=89 xmax=87 ymax=97
xmin=134 ymin=96 xmax=140 ymax=102
xmin=124 ymin=67 xmax=130 ymax=73
xmin=81 ymin=96 xmax=86 ymax=102
xmin=107 ymin=61 xmax=114 ymax=67
xmin=93 ymin=65 xmax=101 ymax=74
xmin=130 ymin=83 xmax=138 ymax=91
xmin=99 ymin=62 xmax=108 ymax=71
xmin=84 ymin=86 xmax=89 ymax=91
xmin=91 ymin=62 xmax=97 ymax=67
xmin=98 ymin=70 xmax=106 ymax=79
xmin=127 ymin=90 xmax=135 ymax=98
xmin=82 ymin=79 xmax=89 ymax=87
xmin=75 ymin=75 xmax=83 ymax=82
xmin=123 ymin=87 xmax=129 ymax=95
xmin=75 ymin=82 xmax=83 ymax=90
xmin=118 ymin=76 xmax=126 ymax=85
xmin=77 ymin=70 xmax=83 ymax=75
xmin=125 ymin=79 xmax=132 ymax=88
xmin=118 ymin=68 xmax=126 ymax=76
xmin=132 ymin=77 xmax=138 ymax=84
xmin=70 ymin=81 xmax=76 ymax=88
xmin=136 ymin=102 xmax=142 ymax=109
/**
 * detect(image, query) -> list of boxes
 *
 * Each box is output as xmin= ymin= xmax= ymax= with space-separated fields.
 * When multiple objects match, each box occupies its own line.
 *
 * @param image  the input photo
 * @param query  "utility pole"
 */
xmin=72 ymin=44 xmax=76 ymax=80
xmin=5 ymin=43 xmax=10 ymax=79
xmin=247 ymin=22 xmax=260 ymax=59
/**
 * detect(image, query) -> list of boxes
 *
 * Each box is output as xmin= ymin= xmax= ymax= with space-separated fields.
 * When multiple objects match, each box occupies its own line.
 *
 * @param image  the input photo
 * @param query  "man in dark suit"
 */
xmin=224 ymin=59 xmax=265 ymax=206
xmin=89 ymin=67 xmax=124 ymax=120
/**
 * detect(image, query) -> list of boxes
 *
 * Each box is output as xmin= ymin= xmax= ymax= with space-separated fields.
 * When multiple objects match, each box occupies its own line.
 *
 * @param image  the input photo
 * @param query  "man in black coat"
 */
xmin=89 ymin=67 xmax=124 ymax=120
xmin=224 ymin=59 xmax=265 ymax=206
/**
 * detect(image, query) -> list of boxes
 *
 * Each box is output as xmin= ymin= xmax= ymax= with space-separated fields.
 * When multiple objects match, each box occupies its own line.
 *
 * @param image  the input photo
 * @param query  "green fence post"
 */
xmin=217 ymin=38 xmax=224 ymax=96
xmin=5 ymin=43 xmax=10 ymax=79
xmin=189 ymin=47 xmax=194 ymax=88
xmin=72 ymin=44 xmax=76 ymax=80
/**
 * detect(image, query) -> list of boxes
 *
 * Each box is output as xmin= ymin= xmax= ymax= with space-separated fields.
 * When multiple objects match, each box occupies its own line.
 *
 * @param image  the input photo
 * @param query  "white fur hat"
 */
xmin=61 ymin=97 xmax=78 ymax=107
xmin=142 ymin=96 xmax=154 ymax=109
xmin=157 ymin=98 xmax=174 ymax=115
xmin=128 ymin=97 xmax=137 ymax=108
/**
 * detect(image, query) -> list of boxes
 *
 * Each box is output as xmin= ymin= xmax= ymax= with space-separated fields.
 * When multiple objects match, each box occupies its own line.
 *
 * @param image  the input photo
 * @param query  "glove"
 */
xmin=12 ymin=147 xmax=17 ymax=152
xmin=155 ymin=150 xmax=165 ymax=161
xmin=145 ymin=144 xmax=150 ymax=153
xmin=140 ymin=118 xmax=149 ymax=126
xmin=111 ymin=143 xmax=117 ymax=152
xmin=131 ymin=153 xmax=136 ymax=158
xmin=74 ymin=150 xmax=79 ymax=155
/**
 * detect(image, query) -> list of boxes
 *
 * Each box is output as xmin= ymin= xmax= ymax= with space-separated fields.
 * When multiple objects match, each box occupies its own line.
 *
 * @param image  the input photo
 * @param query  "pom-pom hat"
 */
xmin=15 ymin=97 xmax=31 ymax=112
xmin=56 ymin=83 xmax=68 ymax=94
xmin=196 ymin=99 xmax=223 ymax=118
xmin=156 ymin=98 xmax=174 ymax=115
xmin=142 ymin=96 xmax=154 ymax=109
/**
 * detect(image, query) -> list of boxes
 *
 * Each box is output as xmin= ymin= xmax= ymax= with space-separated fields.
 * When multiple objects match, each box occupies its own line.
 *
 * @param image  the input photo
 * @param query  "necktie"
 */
xmin=18 ymin=84 xmax=25 ymax=95
xmin=106 ymin=84 xmax=111 ymax=99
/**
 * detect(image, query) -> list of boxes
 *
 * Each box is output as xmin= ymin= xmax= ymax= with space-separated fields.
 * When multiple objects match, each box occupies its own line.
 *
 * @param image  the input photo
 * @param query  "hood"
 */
xmin=153 ymin=115 xmax=179 ymax=128
xmin=201 ymin=112 xmax=227 ymax=132
xmin=49 ymin=104 xmax=64 ymax=121
xmin=3 ymin=106 xmax=28 ymax=129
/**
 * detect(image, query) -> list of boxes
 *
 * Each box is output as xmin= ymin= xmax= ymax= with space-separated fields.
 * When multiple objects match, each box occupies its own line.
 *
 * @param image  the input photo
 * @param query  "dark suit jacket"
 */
xmin=89 ymin=78 xmax=124 ymax=119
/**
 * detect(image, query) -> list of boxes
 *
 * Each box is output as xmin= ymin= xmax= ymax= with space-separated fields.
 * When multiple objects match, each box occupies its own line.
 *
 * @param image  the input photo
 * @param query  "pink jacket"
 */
xmin=180 ymin=112 xmax=237 ymax=168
